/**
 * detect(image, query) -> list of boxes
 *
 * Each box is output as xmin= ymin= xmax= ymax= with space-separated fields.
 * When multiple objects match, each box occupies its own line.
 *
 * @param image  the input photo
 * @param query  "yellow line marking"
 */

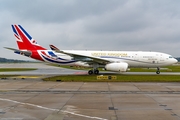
xmin=12 ymin=76 xmax=41 ymax=78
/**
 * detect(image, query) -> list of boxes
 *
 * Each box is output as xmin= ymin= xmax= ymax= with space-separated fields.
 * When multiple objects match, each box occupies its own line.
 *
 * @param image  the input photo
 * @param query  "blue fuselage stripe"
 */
xmin=42 ymin=54 xmax=76 ymax=64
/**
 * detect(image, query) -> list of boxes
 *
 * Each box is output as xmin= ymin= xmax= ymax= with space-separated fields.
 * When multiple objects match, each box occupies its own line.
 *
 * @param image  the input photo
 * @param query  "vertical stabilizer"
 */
xmin=12 ymin=25 xmax=46 ymax=50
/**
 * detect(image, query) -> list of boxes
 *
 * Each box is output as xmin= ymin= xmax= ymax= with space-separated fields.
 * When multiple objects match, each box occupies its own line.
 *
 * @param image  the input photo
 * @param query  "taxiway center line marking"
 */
xmin=0 ymin=98 xmax=107 ymax=120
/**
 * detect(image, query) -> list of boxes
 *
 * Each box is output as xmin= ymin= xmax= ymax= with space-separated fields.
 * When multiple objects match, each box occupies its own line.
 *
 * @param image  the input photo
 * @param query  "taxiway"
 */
xmin=0 ymin=79 xmax=180 ymax=120
xmin=0 ymin=63 xmax=180 ymax=120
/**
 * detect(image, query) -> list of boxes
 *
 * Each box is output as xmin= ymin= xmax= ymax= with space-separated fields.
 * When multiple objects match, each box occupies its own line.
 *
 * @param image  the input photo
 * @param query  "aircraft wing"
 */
xmin=4 ymin=47 xmax=32 ymax=57
xmin=49 ymin=45 xmax=110 ymax=64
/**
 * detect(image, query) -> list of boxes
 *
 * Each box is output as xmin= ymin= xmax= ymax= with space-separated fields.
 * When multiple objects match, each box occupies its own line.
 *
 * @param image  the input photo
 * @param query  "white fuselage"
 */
xmin=38 ymin=50 xmax=177 ymax=68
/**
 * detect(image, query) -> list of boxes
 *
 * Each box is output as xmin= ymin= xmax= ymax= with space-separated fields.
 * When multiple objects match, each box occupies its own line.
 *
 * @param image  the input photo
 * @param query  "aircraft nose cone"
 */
xmin=173 ymin=58 xmax=178 ymax=64
xmin=175 ymin=58 xmax=178 ymax=63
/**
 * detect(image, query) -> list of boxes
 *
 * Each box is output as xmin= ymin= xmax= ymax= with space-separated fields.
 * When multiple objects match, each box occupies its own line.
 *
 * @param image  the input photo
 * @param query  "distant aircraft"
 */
xmin=5 ymin=25 xmax=178 ymax=75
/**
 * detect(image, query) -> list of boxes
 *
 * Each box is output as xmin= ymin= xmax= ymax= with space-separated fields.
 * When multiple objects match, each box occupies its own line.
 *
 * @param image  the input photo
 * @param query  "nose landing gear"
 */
xmin=156 ymin=67 xmax=160 ymax=74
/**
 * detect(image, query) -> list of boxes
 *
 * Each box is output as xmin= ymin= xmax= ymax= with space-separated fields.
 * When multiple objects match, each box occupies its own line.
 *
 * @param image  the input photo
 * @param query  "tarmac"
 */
xmin=0 ymin=78 xmax=180 ymax=120
xmin=0 ymin=63 xmax=180 ymax=120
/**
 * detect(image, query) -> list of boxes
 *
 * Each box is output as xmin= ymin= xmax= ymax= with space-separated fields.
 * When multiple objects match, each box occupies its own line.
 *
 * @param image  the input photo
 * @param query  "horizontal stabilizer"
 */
xmin=4 ymin=47 xmax=32 ymax=57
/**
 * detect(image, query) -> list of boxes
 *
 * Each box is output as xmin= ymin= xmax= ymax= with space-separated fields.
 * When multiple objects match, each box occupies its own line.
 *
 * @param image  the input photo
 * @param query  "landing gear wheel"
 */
xmin=156 ymin=67 xmax=160 ymax=74
xmin=88 ymin=70 xmax=93 ymax=75
xmin=94 ymin=69 xmax=99 ymax=75
xmin=156 ymin=71 xmax=160 ymax=74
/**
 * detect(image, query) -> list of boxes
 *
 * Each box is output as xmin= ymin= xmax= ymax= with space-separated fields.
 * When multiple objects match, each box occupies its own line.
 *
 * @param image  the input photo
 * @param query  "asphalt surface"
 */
xmin=0 ymin=79 xmax=180 ymax=120
xmin=1 ymin=63 xmax=180 ymax=75
xmin=0 ymin=63 xmax=180 ymax=120
xmin=0 ymin=63 xmax=87 ymax=75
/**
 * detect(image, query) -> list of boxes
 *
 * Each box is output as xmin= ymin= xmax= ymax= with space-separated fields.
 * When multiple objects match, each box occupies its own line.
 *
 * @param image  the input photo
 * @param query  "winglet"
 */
xmin=49 ymin=44 xmax=60 ymax=51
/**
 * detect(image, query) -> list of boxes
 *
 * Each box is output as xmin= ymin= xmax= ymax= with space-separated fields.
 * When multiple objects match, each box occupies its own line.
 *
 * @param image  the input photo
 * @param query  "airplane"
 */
xmin=5 ymin=24 xmax=178 ymax=75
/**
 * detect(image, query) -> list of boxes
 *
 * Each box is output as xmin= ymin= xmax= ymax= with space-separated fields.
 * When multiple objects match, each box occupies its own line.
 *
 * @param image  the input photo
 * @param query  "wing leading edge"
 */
xmin=49 ymin=44 xmax=110 ymax=64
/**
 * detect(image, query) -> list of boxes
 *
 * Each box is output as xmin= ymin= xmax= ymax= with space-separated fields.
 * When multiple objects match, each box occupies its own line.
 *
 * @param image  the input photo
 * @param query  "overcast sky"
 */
xmin=1 ymin=0 xmax=180 ymax=60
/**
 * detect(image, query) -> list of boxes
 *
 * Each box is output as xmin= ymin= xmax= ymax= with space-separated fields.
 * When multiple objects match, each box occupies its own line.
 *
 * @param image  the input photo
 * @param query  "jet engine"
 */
xmin=105 ymin=62 xmax=128 ymax=72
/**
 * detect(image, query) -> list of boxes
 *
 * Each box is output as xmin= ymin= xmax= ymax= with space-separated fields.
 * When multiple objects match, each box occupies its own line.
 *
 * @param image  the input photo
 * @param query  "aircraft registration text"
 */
xmin=91 ymin=52 xmax=127 ymax=57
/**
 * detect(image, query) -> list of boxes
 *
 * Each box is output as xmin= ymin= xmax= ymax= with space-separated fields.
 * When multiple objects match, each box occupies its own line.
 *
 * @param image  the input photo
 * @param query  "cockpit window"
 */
xmin=169 ymin=56 xmax=173 ymax=58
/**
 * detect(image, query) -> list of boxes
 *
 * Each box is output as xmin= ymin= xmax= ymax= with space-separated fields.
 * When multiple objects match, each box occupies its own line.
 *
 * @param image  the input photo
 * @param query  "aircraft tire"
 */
xmin=94 ymin=69 xmax=99 ymax=75
xmin=156 ymin=71 xmax=160 ymax=74
xmin=88 ymin=70 xmax=93 ymax=75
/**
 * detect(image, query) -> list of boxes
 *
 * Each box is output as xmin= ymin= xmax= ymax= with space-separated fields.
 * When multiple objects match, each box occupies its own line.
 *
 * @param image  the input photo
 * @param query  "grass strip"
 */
xmin=43 ymin=74 xmax=180 ymax=82
xmin=0 ymin=68 xmax=37 ymax=72
xmin=0 ymin=75 xmax=19 ymax=78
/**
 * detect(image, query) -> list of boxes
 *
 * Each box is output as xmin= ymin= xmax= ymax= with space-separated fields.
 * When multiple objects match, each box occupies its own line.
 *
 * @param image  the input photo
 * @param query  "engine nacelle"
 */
xmin=105 ymin=62 xmax=128 ymax=72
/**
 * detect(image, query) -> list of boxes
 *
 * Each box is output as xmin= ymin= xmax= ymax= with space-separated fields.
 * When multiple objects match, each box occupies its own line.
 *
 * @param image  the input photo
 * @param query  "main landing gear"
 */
xmin=156 ymin=67 xmax=160 ymax=74
xmin=88 ymin=69 xmax=99 ymax=75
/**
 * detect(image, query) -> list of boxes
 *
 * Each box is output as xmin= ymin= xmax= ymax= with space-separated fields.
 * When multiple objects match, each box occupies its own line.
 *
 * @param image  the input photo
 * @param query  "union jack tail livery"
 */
xmin=5 ymin=24 xmax=78 ymax=64
xmin=5 ymin=25 xmax=48 ymax=60
xmin=4 ymin=24 xmax=177 ymax=75
xmin=11 ymin=25 xmax=46 ymax=50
